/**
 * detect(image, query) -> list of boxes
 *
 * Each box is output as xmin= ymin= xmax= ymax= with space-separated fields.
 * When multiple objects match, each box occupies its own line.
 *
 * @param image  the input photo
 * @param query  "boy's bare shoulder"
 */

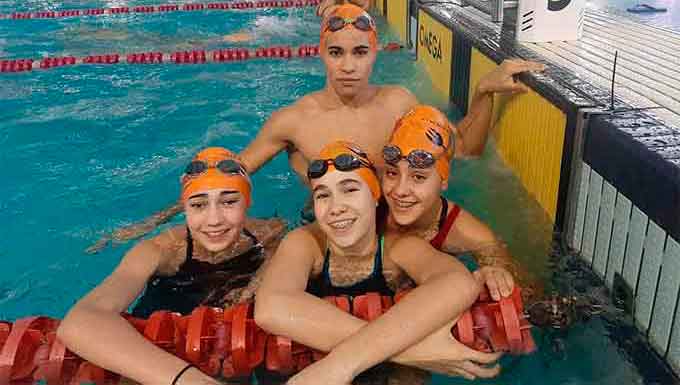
xmin=376 ymin=85 xmax=418 ymax=113
xmin=272 ymin=92 xmax=325 ymax=127
xmin=378 ymin=85 xmax=416 ymax=100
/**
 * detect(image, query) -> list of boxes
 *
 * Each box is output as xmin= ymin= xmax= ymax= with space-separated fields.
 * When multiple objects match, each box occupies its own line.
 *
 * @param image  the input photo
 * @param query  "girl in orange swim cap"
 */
xmin=256 ymin=140 xmax=480 ymax=385
xmin=382 ymin=105 xmax=534 ymax=301
xmin=58 ymin=147 xmax=286 ymax=385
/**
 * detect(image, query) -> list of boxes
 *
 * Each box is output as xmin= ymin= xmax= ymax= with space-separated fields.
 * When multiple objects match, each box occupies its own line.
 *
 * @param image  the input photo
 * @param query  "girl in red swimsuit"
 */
xmin=381 ymin=105 xmax=530 ymax=301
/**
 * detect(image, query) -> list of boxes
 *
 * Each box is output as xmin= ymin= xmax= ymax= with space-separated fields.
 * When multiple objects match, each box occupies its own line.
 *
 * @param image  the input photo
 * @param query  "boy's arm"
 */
xmin=455 ymin=59 xmax=546 ymax=157
xmin=239 ymin=108 xmax=293 ymax=174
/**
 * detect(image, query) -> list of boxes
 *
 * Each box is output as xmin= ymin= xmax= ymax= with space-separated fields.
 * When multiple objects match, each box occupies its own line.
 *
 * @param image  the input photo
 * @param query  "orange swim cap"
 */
xmin=388 ymin=105 xmax=455 ymax=182
xmin=320 ymin=4 xmax=378 ymax=53
xmin=181 ymin=147 xmax=252 ymax=206
xmin=314 ymin=140 xmax=382 ymax=201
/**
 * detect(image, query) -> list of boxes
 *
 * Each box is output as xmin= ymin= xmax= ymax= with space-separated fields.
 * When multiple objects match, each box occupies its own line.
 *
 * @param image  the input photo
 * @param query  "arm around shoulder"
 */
xmin=389 ymin=235 xmax=479 ymax=302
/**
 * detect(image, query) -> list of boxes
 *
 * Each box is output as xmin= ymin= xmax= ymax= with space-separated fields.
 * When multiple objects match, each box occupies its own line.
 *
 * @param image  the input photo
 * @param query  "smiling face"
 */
xmin=183 ymin=188 xmax=248 ymax=253
xmin=311 ymin=169 xmax=377 ymax=252
xmin=382 ymin=160 xmax=445 ymax=227
xmin=321 ymin=28 xmax=376 ymax=99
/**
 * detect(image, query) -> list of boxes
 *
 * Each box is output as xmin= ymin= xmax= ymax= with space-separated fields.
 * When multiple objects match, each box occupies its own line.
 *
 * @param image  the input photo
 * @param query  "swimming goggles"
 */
xmin=382 ymin=146 xmax=444 ymax=169
xmin=324 ymin=15 xmax=375 ymax=33
xmin=184 ymin=159 xmax=247 ymax=178
xmin=307 ymin=153 xmax=375 ymax=180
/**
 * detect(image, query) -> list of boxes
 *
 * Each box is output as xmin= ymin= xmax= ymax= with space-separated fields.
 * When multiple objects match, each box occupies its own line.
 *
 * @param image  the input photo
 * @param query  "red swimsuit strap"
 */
xmin=430 ymin=202 xmax=461 ymax=250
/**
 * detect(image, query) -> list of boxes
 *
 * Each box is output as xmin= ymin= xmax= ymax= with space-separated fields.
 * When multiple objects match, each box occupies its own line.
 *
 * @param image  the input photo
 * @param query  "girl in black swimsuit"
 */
xmin=58 ymin=147 xmax=286 ymax=385
xmin=256 ymin=141 xmax=480 ymax=385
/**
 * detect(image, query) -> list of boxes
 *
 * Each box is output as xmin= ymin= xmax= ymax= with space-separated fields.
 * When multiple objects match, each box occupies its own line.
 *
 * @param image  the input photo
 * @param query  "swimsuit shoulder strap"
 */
xmin=430 ymin=197 xmax=461 ymax=250
xmin=438 ymin=196 xmax=449 ymax=229
xmin=322 ymin=247 xmax=332 ymax=280
xmin=185 ymin=226 xmax=194 ymax=262
xmin=373 ymin=235 xmax=384 ymax=275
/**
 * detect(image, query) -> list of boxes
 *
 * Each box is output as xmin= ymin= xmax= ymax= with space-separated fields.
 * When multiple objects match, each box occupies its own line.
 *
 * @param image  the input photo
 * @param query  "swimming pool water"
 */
xmin=0 ymin=2 xmax=672 ymax=384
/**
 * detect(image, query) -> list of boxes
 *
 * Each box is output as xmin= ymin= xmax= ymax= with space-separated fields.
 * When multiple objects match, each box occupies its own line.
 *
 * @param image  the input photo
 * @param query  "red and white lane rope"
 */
xmin=0 ymin=43 xmax=403 ymax=74
xmin=0 ymin=0 xmax=320 ymax=21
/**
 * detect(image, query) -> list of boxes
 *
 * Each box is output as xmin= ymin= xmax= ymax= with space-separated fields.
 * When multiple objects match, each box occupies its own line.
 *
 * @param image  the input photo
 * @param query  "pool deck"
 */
xmin=425 ymin=2 xmax=680 ymax=236
xmin=430 ymin=3 xmax=680 ymax=128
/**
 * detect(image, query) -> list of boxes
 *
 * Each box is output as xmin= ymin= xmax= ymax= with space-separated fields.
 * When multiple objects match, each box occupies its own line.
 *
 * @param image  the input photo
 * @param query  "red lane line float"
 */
xmin=38 ymin=336 xmax=81 ymax=385
xmin=83 ymin=54 xmax=120 ymax=65
xmin=185 ymin=306 xmax=222 ymax=374
xmin=1 ymin=1 xmax=320 ymax=20
xmin=0 ymin=59 xmax=33 ymax=73
xmin=171 ymin=50 xmax=207 ymax=64
xmin=229 ymin=303 xmax=266 ymax=377
xmin=158 ymin=5 xmax=180 ymax=12
xmin=125 ymin=52 xmax=162 ymax=64
xmin=207 ymin=3 xmax=231 ymax=10
xmin=451 ymin=287 xmax=536 ymax=354
xmin=109 ymin=7 xmax=130 ymax=14
xmin=0 ymin=317 xmax=60 ymax=383
xmin=0 ymin=288 xmax=533 ymax=384
xmin=353 ymin=293 xmax=393 ymax=321
xmin=40 ymin=56 xmax=76 ymax=69
xmin=0 ymin=42 xmax=410 ymax=74
xmin=59 ymin=10 xmax=81 ymax=17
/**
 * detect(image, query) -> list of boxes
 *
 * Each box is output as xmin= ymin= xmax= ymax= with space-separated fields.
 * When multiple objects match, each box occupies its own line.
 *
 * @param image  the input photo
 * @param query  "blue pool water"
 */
xmin=0 ymin=2 xmax=673 ymax=384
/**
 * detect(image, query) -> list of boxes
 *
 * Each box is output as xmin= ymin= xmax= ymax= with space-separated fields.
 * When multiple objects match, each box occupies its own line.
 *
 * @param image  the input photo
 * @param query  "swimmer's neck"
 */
xmin=192 ymin=231 xmax=251 ymax=264
xmin=327 ymin=225 xmax=378 ymax=261
xmin=321 ymin=83 xmax=379 ymax=108
xmin=389 ymin=198 xmax=443 ymax=237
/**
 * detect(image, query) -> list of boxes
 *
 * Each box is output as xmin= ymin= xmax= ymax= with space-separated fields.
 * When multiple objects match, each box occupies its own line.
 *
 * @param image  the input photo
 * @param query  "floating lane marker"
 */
xmin=0 ymin=1 xmax=321 ymax=21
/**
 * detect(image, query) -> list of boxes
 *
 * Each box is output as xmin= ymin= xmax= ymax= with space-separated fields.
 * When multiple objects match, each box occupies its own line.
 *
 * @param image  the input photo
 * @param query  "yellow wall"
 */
xmin=417 ymin=10 xmax=453 ymax=98
xmin=469 ymin=48 xmax=566 ymax=222
xmin=387 ymin=0 xmax=408 ymax=43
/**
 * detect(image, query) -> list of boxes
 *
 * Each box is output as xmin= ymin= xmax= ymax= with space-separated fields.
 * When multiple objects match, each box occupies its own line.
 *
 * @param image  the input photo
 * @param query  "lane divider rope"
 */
xmin=0 ymin=43 xmax=405 ymax=74
xmin=0 ymin=0 xmax=320 ymax=21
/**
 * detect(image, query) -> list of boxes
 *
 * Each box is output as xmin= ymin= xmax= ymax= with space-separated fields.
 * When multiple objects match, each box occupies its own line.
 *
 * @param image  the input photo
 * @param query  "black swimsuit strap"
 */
xmin=185 ymin=227 xmax=194 ymax=262
xmin=322 ymin=237 xmax=383 ymax=284
xmin=373 ymin=237 xmax=384 ymax=275
xmin=437 ymin=196 xmax=449 ymax=230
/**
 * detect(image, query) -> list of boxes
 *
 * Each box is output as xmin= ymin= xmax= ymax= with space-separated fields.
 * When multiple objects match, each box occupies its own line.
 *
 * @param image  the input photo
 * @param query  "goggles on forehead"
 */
xmin=307 ymin=153 xmax=375 ymax=180
xmin=324 ymin=15 xmax=374 ymax=33
xmin=382 ymin=146 xmax=445 ymax=169
xmin=184 ymin=159 xmax=248 ymax=178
